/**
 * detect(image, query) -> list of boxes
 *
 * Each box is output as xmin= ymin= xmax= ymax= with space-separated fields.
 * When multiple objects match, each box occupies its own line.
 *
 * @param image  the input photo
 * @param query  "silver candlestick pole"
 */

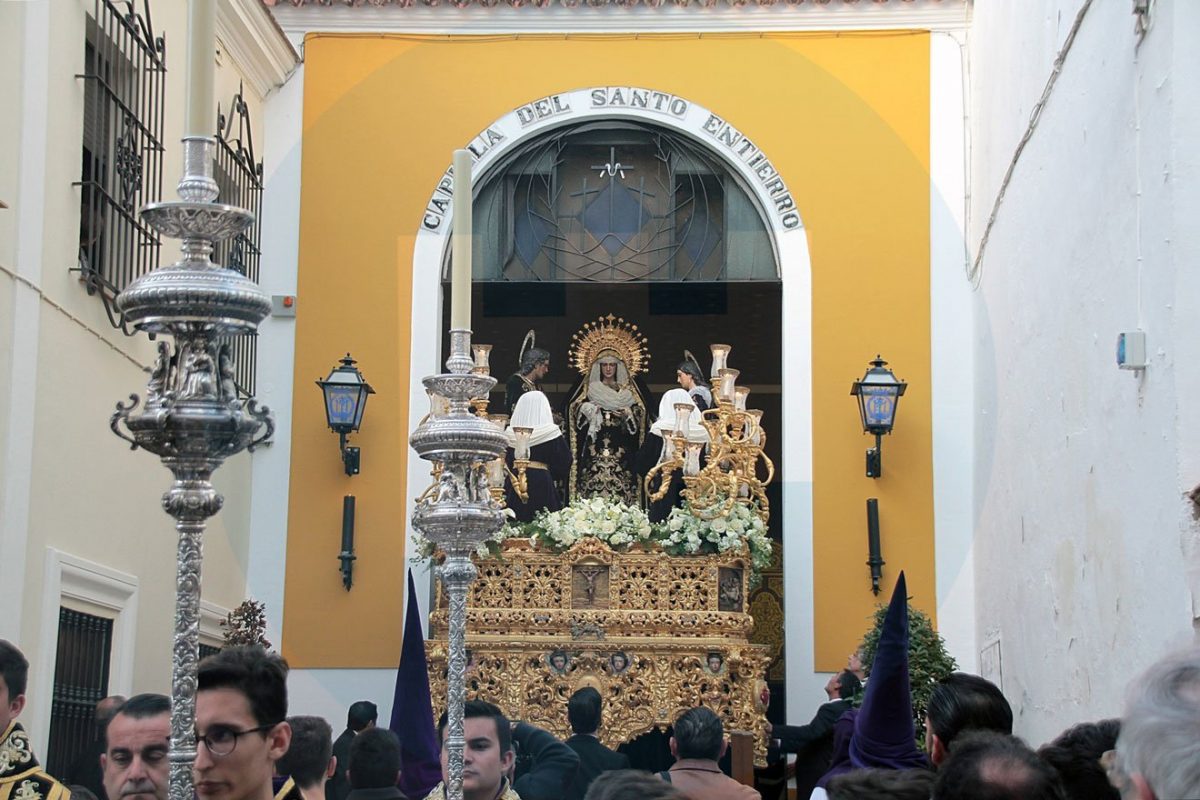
xmin=110 ymin=135 xmax=274 ymax=800
xmin=410 ymin=328 xmax=507 ymax=800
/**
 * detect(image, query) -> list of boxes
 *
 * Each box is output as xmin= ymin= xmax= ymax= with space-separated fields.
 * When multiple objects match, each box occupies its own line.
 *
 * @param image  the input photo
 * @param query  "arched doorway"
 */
xmin=406 ymin=87 xmax=817 ymax=719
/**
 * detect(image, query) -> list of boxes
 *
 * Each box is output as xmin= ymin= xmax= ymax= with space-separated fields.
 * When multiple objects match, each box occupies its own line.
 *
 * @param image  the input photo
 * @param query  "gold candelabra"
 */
xmin=645 ymin=346 xmax=774 ymax=524
xmin=645 ymin=402 xmax=703 ymax=501
xmin=684 ymin=362 xmax=774 ymax=522
xmin=506 ymin=426 xmax=532 ymax=503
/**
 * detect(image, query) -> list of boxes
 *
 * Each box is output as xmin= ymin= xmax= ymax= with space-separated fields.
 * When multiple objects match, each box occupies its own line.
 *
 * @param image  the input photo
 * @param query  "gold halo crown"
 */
xmin=569 ymin=314 xmax=650 ymax=378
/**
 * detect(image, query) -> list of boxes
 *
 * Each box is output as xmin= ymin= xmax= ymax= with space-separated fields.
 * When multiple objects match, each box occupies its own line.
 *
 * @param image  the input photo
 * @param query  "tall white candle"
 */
xmin=184 ymin=0 xmax=216 ymax=137
xmin=451 ymin=149 xmax=473 ymax=330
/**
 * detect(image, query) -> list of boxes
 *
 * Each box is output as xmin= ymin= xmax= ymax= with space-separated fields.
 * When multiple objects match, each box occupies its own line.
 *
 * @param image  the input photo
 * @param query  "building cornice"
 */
xmin=265 ymin=0 xmax=968 ymax=36
xmin=218 ymin=0 xmax=301 ymax=96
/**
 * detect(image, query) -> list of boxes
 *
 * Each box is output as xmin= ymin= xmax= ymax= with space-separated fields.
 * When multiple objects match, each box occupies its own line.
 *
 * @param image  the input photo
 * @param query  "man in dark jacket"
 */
xmin=770 ymin=670 xmax=860 ymax=800
xmin=562 ymin=688 xmax=629 ymax=800
xmin=346 ymin=728 xmax=407 ymax=800
xmin=328 ymin=702 xmax=378 ymax=800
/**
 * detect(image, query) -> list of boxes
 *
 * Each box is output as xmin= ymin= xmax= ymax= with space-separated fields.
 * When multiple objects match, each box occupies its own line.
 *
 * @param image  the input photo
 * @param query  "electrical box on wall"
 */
xmin=1116 ymin=330 xmax=1147 ymax=370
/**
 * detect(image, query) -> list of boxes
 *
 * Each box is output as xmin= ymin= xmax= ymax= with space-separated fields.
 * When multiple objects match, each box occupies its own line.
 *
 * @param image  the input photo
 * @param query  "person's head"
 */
xmin=102 ymin=694 xmax=171 ymax=800
xmin=0 ymin=639 xmax=29 ymax=733
xmin=520 ymin=348 xmax=550 ymax=381
xmin=584 ymin=770 xmax=686 ymax=800
xmin=509 ymin=391 xmax=555 ymax=435
xmin=610 ymin=653 xmax=627 ymax=672
xmin=550 ymin=651 xmax=567 ymax=672
xmin=347 ymin=701 xmax=378 ymax=733
xmin=670 ymin=707 xmax=724 ymax=762
xmin=567 ymin=687 xmax=602 ymax=735
xmin=598 ymin=354 xmax=619 ymax=382
xmin=194 ymin=646 xmax=292 ymax=800
xmin=847 ymin=648 xmax=866 ymax=679
xmin=437 ymin=700 xmax=513 ymax=800
xmin=825 ymin=670 xmax=861 ymax=701
xmin=826 ymin=768 xmax=935 ymax=800
xmin=1115 ymin=647 xmax=1200 ymax=800
xmin=932 ymin=731 xmax=1066 ymax=800
xmin=275 ymin=716 xmax=334 ymax=791
xmin=96 ymin=695 xmax=128 ymax=735
xmin=1036 ymin=719 xmax=1120 ymax=800
xmin=347 ymin=727 xmax=401 ymax=790
xmin=925 ymin=673 xmax=1013 ymax=766
xmin=676 ymin=362 xmax=707 ymax=391
xmin=706 ymin=654 xmax=723 ymax=673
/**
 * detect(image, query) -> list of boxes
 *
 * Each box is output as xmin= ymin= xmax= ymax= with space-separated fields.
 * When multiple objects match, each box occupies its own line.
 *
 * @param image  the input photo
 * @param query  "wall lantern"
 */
xmin=316 ymin=353 xmax=375 ymax=476
xmin=850 ymin=355 xmax=907 ymax=478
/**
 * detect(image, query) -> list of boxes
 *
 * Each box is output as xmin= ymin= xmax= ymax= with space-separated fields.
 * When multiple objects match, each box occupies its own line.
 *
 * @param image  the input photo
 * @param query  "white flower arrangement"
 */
xmin=661 ymin=498 xmax=773 ymax=583
xmin=524 ymin=496 xmax=656 ymax=552
xmin=408 ymin=494 xmax=772 ymax=588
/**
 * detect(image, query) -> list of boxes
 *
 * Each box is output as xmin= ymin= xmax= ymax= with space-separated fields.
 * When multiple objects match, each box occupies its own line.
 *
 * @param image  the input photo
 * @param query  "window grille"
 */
xmin=199 ymin=642 xmax=221 ymax=661
xmin=214 ymin=86 xmax=264 ymax=398
xmin=46 ymin=609 xmax=113 ymax=777
xmin=74 ymin=0 xmax=166 ymax=333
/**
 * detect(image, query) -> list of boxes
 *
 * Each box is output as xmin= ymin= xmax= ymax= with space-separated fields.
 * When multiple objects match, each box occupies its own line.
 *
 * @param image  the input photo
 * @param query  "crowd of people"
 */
xmin=3 ymin=590 xmax=1198 ymax=800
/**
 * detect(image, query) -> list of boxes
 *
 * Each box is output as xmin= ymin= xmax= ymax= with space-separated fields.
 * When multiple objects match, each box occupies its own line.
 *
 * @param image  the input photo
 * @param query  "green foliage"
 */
xmin=857 ymin=599 xmax=957 ymax=738
xmin=221 ymin=599 xmax=272 ymax=649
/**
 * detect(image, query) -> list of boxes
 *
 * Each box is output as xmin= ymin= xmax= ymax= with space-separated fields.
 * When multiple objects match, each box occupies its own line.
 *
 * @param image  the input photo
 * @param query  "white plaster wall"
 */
xmin=0 ymin=0 xmax=281 ymax=751
xmin=970 ymin=0 xmax=1200 ymax=746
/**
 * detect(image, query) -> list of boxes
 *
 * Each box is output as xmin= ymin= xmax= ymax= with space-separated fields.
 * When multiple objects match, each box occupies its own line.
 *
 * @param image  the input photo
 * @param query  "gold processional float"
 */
xmin=417 ymin=315 xmax=775 ymax=764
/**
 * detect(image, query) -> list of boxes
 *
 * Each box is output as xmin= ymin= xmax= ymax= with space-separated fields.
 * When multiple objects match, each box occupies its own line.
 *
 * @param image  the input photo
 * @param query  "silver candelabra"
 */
xmin=409 ymin=328 xmax=507 ymax=800
xmin=110 ymin=136 xmax=274 ymax=800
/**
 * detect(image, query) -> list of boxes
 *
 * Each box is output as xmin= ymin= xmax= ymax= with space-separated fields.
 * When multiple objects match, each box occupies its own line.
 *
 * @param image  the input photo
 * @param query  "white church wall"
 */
xmin=929 ymin=29 xmax=976 ymax=674
xmin=0 ymin=0 xmax=293 ymax=753
xmin=970 ymin=0 xmax=1200 ymax=746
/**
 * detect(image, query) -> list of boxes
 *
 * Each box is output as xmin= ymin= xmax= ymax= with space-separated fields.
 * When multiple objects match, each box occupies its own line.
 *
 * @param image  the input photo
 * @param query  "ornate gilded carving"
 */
xmin=427 ymin=538 xmax=770 ymax=764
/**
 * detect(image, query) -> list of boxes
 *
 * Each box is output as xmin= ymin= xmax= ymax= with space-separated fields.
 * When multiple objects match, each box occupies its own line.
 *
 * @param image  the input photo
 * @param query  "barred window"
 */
xmin=75 ymin=0 xmax=166 ymax=332
xmin=45 ymin=608 xmax=113 ymax=777
xmin=214 ymin=86 xmax=263 ymax=398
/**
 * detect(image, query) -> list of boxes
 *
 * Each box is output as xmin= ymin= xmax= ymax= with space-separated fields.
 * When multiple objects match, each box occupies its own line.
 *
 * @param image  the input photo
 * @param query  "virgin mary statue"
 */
xmin=565 ymin=315 xmax=651 ymax=505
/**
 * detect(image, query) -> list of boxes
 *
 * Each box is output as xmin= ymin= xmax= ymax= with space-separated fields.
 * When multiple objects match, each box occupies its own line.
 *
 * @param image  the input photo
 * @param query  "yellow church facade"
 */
xmin=268 ymin=3 xmax=973 ymax=715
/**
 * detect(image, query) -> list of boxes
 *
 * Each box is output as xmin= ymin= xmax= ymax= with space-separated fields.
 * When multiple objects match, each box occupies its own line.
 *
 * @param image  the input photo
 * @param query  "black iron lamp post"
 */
xmin=850 ymin=355 xmax=907 ymax=478
xmin=317 ymin=354 xmax=373 ymax=591
xmin=317 ymin=353 xmax=374 ymax=476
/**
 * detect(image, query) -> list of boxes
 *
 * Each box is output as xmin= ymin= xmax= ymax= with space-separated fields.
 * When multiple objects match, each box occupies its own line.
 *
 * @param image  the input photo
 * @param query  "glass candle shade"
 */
xmin=663 ymin=437 xmax=677 ymax=461
xmin=673 ymin=403 xmax=694 ymax=437
xmin=709 ymin=343 xmax=731 ymax=380
xmin=734 ymin=386 xmax=750 ymax=412
xmin=717 ymin=368 xmax=740 ymax=403
xmin=512 ymin=427 xmax=533 ymax=461
xmin=472 ymin=344 xmax=492 ymax=374
xmin=747 ymin=409 xmax=764 ymax=445
xmin=487 ymin=458 xmax=505 ymax=488
xmin=684 ymin=444 xmax=703 ymax=477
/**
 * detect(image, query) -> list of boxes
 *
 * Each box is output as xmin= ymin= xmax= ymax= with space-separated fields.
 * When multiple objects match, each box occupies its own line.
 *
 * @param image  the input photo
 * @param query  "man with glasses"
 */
xmin=194 ymin=646 xmax=297 ymax=800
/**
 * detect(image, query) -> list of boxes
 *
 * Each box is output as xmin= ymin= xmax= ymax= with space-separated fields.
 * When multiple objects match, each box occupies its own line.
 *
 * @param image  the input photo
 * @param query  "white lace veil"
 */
xmin=650 ymin=388 xmax=708 ymax=442
xmin=506 ymin=391 xmax=562 ymax=447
